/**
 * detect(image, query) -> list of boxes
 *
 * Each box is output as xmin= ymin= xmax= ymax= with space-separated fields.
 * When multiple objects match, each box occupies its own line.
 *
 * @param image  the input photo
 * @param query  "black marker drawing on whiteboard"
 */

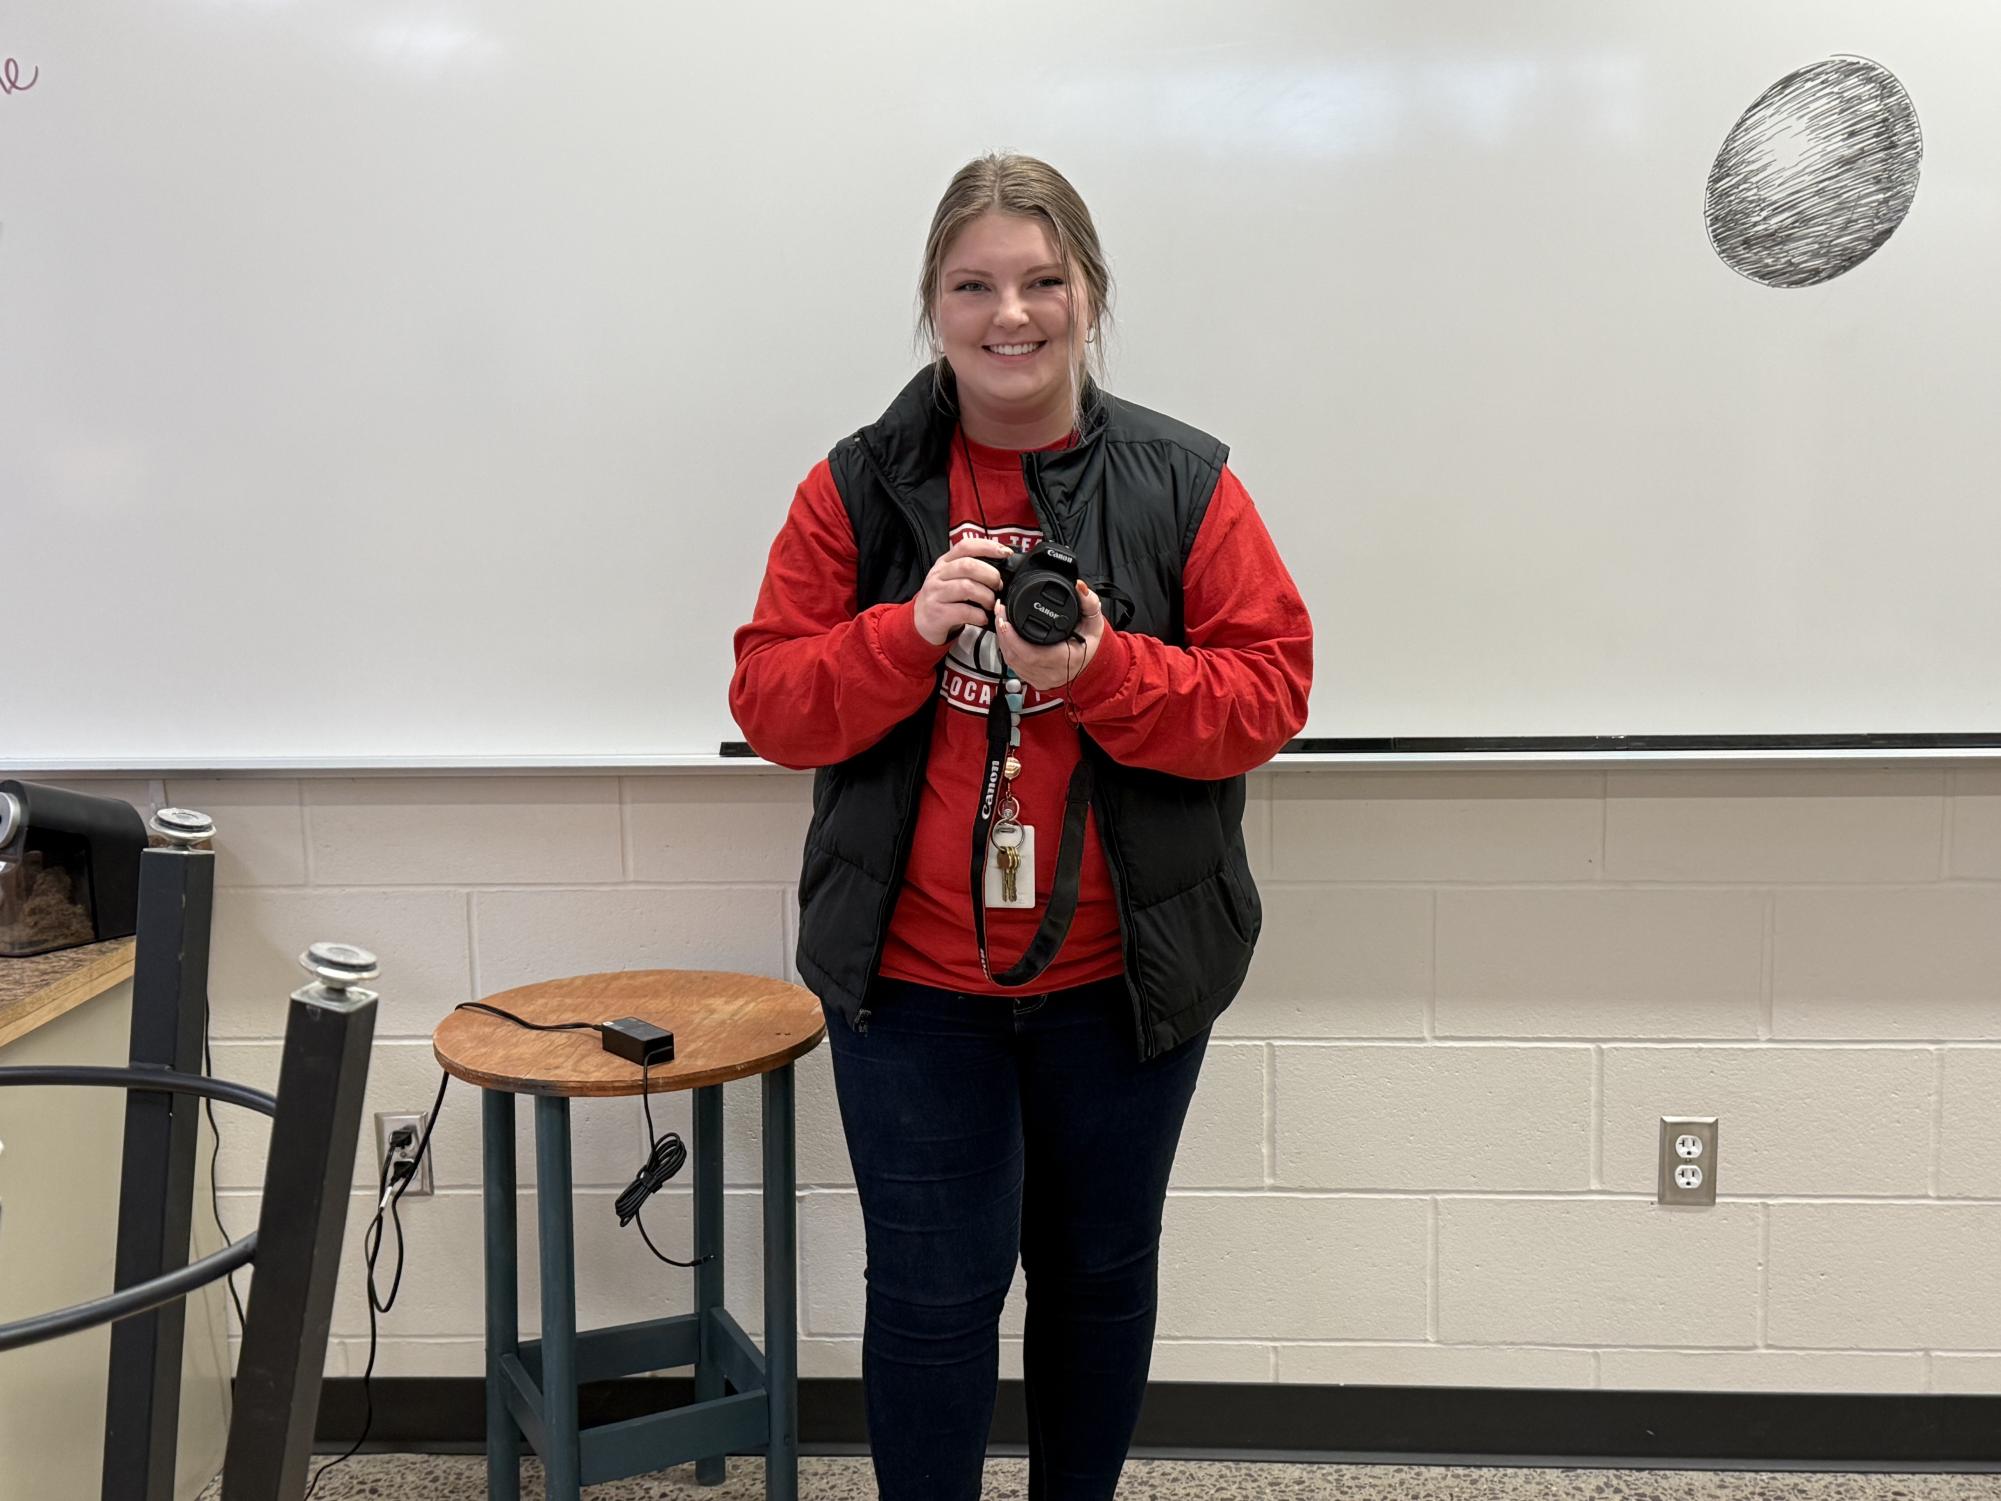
xmin=1705 ymin=56 xmax=1921 ymax=288
xmin=0 ymin=57 xmax=38 ymax=94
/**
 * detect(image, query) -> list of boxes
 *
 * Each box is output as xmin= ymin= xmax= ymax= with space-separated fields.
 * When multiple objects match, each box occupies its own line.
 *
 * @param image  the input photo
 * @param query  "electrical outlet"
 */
xmin=374 ymin=1111 xmax=433 ymax=1199
xmin=1658 ymin=1116 xmax=1718 ymax=1206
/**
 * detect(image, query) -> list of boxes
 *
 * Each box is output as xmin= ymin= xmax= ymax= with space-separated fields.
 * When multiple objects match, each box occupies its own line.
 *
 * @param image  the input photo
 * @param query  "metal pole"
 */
xmin=220 ymin=944 xmax=381 ymax=1501
xmin=693 ymin=1084 xmax=726 ymax=1486
xmin=536 ymin=1095 xmax=582 ymax=1500
xmin=762 ymin=1064 xmax=797 ymax=1501
xmin=484 ymin=1087 xmax=522 ymax=1501
xmin=102 ymin=808 xmax=218 ymax=1501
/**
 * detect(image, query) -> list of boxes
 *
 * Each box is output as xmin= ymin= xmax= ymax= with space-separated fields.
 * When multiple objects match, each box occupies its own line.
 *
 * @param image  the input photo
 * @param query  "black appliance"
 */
xmin=0 ymin=779 xmax=148 ymax=957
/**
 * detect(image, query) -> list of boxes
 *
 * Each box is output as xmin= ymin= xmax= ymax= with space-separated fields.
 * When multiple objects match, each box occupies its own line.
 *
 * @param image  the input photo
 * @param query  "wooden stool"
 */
xmin=432 ymin=970 xmax=825 ymax=1501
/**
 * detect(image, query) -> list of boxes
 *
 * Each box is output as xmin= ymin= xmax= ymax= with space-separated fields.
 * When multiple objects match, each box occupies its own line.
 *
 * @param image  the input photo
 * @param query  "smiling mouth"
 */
xmin=985 ymin=341 xmax=1046 ymax=356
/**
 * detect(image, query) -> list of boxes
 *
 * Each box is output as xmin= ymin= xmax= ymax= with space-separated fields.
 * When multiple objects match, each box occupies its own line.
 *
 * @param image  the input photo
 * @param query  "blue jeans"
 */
xmin=820 ymin=974 xmax=1211 ymax=1501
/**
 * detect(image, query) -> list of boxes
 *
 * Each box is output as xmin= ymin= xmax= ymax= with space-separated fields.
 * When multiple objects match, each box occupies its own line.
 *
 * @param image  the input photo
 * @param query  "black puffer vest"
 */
xmin=795 ymin=364 xmax=1262 ymax=1061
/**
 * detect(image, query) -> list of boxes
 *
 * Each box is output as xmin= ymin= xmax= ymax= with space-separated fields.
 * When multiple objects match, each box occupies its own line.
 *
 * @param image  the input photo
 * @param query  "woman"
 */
xmin=730 ymin=152 xmax=1312 ymax=1501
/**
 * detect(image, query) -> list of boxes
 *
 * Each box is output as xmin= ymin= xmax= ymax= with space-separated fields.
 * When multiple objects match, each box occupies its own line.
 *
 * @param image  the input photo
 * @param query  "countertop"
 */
xmin=0 ymin=938 xmax=138 ymax=1050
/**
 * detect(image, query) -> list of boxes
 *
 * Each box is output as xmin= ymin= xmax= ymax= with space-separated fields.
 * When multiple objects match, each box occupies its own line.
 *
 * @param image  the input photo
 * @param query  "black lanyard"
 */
xmin=968 ymin=675 xmax=1096 ymax=986
xmin=956 ymin=424 xmax=1097 ymax=984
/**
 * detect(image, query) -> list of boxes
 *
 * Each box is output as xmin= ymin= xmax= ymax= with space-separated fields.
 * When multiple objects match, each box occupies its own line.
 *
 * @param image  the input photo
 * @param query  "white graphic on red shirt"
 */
xmin=939 ymin=521 xmax=1067 ymax=717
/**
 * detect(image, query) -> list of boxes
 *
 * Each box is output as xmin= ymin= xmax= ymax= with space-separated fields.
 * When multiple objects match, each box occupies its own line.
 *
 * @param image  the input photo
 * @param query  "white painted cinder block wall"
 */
xmin=42 ymin=768 xmax=2001 ymax=1397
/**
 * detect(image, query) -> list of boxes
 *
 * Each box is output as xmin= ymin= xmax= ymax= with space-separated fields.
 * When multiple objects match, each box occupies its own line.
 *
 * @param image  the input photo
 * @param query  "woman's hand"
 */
xmin=996 ymin=580 xmax=1105 ymax=693
xmin=912 ymin=537 xmax=1014 ymax=646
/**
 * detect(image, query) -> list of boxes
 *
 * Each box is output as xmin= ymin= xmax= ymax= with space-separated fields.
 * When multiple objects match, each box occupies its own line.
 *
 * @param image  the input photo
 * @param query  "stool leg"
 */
xmin=693 ymin=1084 xmax=727 ymax=1486
xmin=762 ymin=1064 xmax=797 ymax=1501
xmin=535 ymin=1096 xmax=581 ymax=1501
xmin=483 ymin=1089 xmax=521 ymax=1501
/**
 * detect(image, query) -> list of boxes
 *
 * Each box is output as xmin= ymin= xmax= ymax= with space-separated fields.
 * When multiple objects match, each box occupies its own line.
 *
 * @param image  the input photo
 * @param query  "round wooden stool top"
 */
xmin=432 ymin=970 xmax=825 ymax=1097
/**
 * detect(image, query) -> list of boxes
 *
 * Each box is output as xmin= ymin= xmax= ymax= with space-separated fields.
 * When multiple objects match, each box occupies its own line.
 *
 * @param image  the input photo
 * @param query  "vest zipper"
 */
xmin=851 ymin=710 xmax=934 ymax=1038
xmin=1033 ymin=443 xmax=1143 ymax=1056
xmin=1086 ymin=760 xmax=1155 ymax=1062
xmin=843 ymin=438 xmax=947 ymax=1039
xmin=1022 ymin=458 xmax=1070 ymax=549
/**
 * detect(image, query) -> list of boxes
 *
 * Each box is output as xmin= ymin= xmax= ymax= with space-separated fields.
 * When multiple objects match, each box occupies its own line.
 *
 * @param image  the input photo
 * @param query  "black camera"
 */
xmin=993 ymin=542 xmax=1082 ymax=646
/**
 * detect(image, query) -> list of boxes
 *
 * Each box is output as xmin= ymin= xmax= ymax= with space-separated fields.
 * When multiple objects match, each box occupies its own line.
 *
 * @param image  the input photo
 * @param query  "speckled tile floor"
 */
xmin=195 ymin=1453 xmax=2001 ymax=1498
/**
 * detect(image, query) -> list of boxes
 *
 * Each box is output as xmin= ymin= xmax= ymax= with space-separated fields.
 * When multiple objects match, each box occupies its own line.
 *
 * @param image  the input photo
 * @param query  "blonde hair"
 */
xmin=915 ymin=152 xmax=1115 ymax=429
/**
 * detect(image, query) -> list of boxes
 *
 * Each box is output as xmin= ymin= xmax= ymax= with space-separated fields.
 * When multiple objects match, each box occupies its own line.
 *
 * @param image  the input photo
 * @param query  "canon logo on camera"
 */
xmin=995 ymin=541 xmax=1081 ymax=645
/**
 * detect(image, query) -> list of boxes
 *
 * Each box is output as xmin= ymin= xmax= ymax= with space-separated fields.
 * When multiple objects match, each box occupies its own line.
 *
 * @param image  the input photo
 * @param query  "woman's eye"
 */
xmin=951 ymin=278 xmax=1063 ymax=292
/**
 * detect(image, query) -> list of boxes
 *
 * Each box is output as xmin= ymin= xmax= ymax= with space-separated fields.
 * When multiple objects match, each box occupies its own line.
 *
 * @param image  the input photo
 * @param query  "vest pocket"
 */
xmin=796 ymin=836 xmax=837 ymax=911
xmin=797 ymin=838 xmax=890 ymax=998
xmin=1222 ymin=852 xmax=1262 ymax=946
xmin=1132 ymin=872 xmax=1255 ymax=1015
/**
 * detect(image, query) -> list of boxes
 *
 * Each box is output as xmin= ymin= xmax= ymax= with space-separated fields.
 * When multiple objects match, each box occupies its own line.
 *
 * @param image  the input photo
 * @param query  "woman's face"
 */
xmin=933 ymin=211 xmax=1089 ymax=436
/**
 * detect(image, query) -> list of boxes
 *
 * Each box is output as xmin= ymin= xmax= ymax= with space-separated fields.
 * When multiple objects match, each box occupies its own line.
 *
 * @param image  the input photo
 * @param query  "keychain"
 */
xmin=985 ymin=678 xmax=1035 ymax=909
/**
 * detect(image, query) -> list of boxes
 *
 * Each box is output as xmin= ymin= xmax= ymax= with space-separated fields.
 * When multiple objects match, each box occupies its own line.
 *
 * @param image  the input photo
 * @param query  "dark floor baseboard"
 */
xmin=315 ymin=1377 xmax=2001 ymax=1470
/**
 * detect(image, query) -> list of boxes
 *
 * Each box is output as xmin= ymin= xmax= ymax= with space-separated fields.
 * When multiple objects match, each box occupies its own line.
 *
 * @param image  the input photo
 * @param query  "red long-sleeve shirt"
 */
xmin=730 ymin=429 xmax=1312 ymax=994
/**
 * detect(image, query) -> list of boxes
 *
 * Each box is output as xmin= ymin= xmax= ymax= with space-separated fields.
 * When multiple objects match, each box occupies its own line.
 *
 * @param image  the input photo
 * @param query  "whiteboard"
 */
xmin=5 ymin=0 xmax=1998 ymax=766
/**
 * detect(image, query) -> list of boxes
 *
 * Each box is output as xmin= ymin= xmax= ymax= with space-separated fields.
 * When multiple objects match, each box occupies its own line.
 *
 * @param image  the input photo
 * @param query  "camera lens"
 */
xmin=1009 ymin=574 xmax=1079 ymax=645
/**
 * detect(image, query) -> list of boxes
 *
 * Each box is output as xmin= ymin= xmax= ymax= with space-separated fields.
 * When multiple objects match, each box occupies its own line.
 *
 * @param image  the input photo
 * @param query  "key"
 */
xmin=991 ymin=820 xmax=1025 ymax=904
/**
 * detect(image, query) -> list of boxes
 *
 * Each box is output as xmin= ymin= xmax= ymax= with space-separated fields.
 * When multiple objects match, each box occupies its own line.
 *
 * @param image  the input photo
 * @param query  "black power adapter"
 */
xmin=440 ymin=1000 xmax=708 ymax=1273
xmin=600 ymin=1016 xmax=675 ymax=1066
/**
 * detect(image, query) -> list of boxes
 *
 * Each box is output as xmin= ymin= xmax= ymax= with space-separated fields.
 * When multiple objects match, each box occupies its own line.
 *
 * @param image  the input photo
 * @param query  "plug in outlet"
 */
xmin=375 ymin=1111 xmax=433 ymax=1200
xmin=1657 ymin=1115 xmax=1718 ymax=1206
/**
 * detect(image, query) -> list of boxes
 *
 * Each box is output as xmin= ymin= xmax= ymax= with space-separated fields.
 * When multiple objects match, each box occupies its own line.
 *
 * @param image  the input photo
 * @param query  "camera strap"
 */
xmin=969 ymin=676 xmax=1094 ymax=987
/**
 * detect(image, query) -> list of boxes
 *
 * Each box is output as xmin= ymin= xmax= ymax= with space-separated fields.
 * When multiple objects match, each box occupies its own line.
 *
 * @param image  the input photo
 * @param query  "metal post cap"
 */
xmin=298 ymin=943 xmax=380 ymax=987
xmin=151 ymin=807 xmax=217 ymax=844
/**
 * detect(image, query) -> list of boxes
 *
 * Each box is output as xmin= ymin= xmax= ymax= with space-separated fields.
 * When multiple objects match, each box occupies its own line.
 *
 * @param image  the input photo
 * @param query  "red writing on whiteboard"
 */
xmin=1 ymin=58 xmax=39 ymax=94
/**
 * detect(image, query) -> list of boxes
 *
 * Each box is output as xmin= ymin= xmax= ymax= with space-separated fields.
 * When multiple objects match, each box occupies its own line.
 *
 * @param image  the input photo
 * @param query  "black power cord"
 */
xmin=200 ymin=996 xmax=246 ymax=1333
xmin=452 ymin=1000 xmax=602 ymax=1037
xmin=622 ymin=1059 xmax=702 ymax=1268
xmin=302 ymin=1067 xmax=449 ymax=1500
xmin=457 ymin=1002 xmax=709 ymax=1267
xmin=300 ymin=998 xmax=705 ymax=1495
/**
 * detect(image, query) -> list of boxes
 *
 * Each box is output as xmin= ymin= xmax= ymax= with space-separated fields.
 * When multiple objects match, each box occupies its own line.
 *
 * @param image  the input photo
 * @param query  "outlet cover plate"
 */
xmin=1658 ymin=1116 xmax=1718 ymax=1205
xmin=375 ymin=1111 xmax=434 ymax=1199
